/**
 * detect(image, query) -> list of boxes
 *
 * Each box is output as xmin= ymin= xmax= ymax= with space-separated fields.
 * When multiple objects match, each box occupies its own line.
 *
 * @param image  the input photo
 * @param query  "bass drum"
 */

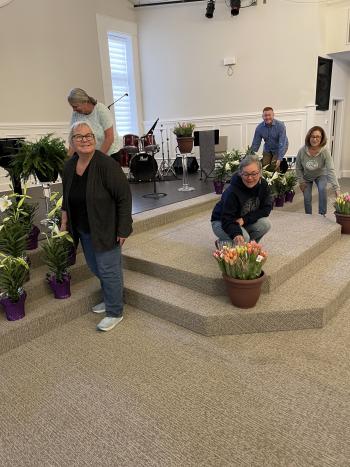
xmin=129 ymin=152 xmax=158 ymax=182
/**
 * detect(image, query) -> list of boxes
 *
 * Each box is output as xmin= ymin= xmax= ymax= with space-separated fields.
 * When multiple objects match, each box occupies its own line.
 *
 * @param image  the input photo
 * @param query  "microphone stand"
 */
xmin=107 ymin=93 xmax=128 ymax=110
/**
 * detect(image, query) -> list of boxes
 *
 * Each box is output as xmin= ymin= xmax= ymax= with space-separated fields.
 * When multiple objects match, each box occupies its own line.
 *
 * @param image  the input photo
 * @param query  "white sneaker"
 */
xmin=92 ymin=302 xmax=106 ymax=314
xmin=97 ymin=316 xmax=123 ymax=332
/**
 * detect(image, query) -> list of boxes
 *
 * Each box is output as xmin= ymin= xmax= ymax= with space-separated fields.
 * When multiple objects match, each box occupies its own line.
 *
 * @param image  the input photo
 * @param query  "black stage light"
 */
xmin=230 ymin=0 xmax=240 ymax=15
xmin=205 ymin=0 xmax=215 ymax=18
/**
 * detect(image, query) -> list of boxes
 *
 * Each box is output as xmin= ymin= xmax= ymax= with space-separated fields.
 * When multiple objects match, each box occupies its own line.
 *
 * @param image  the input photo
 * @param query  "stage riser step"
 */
xmin=0 ymin=278 xmax=101 ymax=356
xmin=123 ymin=225 xmax=340 ymax=296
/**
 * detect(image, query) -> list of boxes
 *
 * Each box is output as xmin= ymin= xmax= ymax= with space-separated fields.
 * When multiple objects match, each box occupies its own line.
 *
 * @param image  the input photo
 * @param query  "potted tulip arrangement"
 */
xmin=0 ymin=253 xmax=29 ymax=321
xmin=334 ymin=193 xmax=350 ymax=234
xmin=284 ymin=170 xmax=297 ymax=203
xmin=173 ymin=122 xmax=195 ymax=154
xmin=213 ymin=241 xmax=268 ymax=308
xmin=42 ymin=226 xmax=74 ymax=299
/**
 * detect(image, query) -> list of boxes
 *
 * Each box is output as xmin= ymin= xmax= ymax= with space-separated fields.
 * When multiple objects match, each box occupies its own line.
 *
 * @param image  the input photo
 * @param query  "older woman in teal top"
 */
xmin=67 ymin=88 xmax=121 ymax=158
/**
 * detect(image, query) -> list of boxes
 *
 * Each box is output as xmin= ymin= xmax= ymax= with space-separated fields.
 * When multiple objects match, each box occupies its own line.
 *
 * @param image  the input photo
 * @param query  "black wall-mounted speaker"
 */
xmin=315 ymin=56 xmax=333 ymax=111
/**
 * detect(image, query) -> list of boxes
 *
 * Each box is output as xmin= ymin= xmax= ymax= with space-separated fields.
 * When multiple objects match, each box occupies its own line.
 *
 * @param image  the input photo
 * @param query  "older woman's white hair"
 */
xmin=68 ymin=121 xmax=95 ymax=145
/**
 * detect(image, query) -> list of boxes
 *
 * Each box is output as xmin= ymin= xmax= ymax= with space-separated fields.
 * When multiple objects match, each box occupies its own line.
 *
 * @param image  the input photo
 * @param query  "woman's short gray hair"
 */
xmin=67 ymin=88 xmax=97 ymax=106
xmin=239 ymin=154 xmax=262 ymax=174
xmin=69 ymin=121 xmax=94 ymax=145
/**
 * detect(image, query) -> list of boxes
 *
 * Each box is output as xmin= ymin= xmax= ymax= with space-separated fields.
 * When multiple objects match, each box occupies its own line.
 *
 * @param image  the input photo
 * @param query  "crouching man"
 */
xmin=211 ymin=154 xmax=273 ymax=245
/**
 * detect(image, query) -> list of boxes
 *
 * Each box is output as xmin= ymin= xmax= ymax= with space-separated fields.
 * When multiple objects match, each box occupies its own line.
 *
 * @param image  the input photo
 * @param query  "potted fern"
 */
xmin=0 ymin=254 xmax=29 ymax=321
xmin=173 ymin=122 xmax=195 ymax=154
xmin=42 ymin=227 xmax=73 ymax=299
xmin=11 ymin=133 xmax=67 ymax=183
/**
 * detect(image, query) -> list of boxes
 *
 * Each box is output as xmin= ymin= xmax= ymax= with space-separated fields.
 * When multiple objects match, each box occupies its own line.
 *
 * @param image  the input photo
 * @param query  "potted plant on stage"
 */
xmin=272 ymin=173 xmax=287 ymax=207
xmin=173 ymin=122 xmax=195 ymax=154
xmin=0 ymin=194 xmax=31 ymax=279
xmin=284 ymin=170 xmax=297 ymax=203
xmin=213 ymin=160 xmax=227 ymax=194
xmin=334 ymin=193 xmax=350 ymax=234
xmin=42 ymin=226 xmax=73 ymax=299
xmin=46 ymin=192 xmax=76 ymax=266
xmin=6 ymin=187 xmax=40 ymax=250
xmin=0 ymin=254 xmax=29 ymax=321
xmin=213 ymin=241 xmax=268 ymax=308
xmin=11 ymin=134 xmax=67 ymax=183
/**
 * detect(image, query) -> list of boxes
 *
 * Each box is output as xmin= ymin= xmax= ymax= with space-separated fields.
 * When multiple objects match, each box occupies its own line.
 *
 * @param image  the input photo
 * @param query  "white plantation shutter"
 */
xmin=107 ymin=33 xmax=138 ymax=136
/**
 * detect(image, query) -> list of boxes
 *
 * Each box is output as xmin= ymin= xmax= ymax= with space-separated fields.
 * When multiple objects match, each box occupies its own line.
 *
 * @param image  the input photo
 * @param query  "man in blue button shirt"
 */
xmin=251 ymin=107 xmax=288 ymax=171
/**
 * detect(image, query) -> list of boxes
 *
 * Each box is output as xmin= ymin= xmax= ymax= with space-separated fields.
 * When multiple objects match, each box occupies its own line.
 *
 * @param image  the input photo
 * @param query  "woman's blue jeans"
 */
xmin=78 ymin=231 xmax=123 ymax=318
xmin=211 ymin=218 xmax=271 ymax=243
xmin=303 ymin=175 xmax=328 ymax=215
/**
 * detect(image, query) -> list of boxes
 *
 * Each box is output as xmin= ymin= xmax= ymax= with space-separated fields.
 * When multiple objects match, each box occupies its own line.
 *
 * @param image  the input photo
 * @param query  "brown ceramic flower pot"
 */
xmin=223 ymin=272 xmax=265 ymax=308
xmin=335 ymin=213 xmax=350 ymax=234
xmin=177 ymin=137 xmax=194 ymax=154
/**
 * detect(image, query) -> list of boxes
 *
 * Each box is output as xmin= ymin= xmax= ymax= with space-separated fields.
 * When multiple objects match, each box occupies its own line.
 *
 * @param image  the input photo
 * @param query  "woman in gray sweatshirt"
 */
xmin=296 ymin=126 xmax=340 ymax=215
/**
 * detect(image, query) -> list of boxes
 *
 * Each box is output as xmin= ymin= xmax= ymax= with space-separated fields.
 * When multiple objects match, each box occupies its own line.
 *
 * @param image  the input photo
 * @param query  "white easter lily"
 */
xmin=0 ymin=196 xmax=12 ymax=212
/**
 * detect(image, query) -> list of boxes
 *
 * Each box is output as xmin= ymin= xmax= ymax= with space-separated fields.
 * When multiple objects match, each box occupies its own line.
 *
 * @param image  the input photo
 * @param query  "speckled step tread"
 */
xmin=123 ymin=235 xmax=350 ymax=336
xmin=123 ymin=209 xmax=341 ymax=295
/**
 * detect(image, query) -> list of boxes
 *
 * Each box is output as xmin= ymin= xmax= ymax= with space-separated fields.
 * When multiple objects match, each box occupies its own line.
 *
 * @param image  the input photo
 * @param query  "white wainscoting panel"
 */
xmin=145 ymin=108 xmax=309 ymax=167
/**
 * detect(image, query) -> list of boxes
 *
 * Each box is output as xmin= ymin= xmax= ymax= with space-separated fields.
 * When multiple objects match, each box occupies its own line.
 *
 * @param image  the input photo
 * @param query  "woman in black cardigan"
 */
xmin=62 ymin=122 xmax=132 ymax=332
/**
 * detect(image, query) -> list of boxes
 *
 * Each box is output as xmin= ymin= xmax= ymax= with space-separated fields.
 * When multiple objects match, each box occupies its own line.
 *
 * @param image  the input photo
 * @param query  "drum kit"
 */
xmin=122 ymin=120 xmax=177 ymax=199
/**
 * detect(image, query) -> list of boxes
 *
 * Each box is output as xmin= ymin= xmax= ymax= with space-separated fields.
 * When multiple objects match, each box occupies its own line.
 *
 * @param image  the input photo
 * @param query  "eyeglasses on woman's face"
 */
xmin=241 ymin=171 xmax=260 ymax=178
xmin=72 ymin=133 xmax=95 ymax=142
xmin=310 ymin=134 xmax=322 ymax=140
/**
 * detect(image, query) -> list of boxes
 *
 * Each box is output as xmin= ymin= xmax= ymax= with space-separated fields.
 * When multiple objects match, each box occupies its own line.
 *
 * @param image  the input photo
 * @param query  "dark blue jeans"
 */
xmin=303 ymin=175 xmax=328 ymax=215
xmin=78 ymin=231 xmax=123 ymax=318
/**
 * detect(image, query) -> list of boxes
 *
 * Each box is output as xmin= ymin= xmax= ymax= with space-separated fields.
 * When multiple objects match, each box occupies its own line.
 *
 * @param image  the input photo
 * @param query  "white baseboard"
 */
xmin=340 ymin=170 xmax=350 ymax=179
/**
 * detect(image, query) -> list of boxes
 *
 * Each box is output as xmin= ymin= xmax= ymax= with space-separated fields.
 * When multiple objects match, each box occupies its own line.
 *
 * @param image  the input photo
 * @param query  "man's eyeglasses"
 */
xmin=73 ymin=133 xmax=95 ymax=142
xmin=241 ymin=171 xmax=260 ymax=178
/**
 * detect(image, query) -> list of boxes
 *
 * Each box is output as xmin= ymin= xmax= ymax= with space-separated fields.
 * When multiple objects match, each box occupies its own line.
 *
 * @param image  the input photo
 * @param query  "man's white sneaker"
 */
xmin=92 ymin=302 xmax=106 ymax=314
xmin=97 ymin=316 xmax=123 ymax=332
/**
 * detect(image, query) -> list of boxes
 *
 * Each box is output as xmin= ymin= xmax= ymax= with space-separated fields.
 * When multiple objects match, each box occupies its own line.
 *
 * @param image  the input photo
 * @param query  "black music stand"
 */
xmin=142 ymin=149 xmax=167 ymax=199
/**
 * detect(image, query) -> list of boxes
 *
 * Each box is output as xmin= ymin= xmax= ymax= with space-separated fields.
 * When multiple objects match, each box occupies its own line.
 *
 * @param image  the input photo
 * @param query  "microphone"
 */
xmin=107 ymin=93 xmax=128 ymax=110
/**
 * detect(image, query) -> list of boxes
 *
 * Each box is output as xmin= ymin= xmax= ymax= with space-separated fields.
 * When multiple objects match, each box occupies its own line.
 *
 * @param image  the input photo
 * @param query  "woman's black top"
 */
xmin=68 ymin=164 xmax=90 ymax=233
xmin=62 ymin=150 xmax=132 ymax=252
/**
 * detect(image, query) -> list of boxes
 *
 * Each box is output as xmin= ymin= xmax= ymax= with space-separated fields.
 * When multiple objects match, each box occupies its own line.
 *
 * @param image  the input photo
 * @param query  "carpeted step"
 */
xmin=123 ymin=210 xmax=341 ymax=296
xmin=0 ymin=277 xmax=101 ymax=356
xmin=123 ymin=235 xmax=350 ymax=336
xmin=23 ymin=252 xmax=93 ymax=305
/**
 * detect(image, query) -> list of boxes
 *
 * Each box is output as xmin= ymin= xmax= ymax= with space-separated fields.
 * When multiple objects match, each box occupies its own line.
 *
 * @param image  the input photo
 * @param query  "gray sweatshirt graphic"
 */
xmin=295 ymin=146 xmax=340 ymax=191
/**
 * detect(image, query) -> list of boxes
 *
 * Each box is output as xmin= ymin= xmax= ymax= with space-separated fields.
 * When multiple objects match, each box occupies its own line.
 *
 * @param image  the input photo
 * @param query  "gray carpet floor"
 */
xmin=1 ymin=180 xmax=350 ymax=466
xmin=0 ymin=300 xmax=350 ymax=466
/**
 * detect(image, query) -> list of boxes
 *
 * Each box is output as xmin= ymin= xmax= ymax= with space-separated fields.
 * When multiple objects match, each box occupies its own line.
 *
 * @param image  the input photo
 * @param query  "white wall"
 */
xmin=0 ymin=0 xmax=136 ymax=124
xmin=137 ymin=0 xmax=323 ymax=121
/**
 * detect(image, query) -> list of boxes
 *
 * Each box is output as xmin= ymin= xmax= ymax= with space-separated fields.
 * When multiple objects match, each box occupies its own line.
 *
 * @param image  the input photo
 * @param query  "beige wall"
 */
xmin=137 ymin=0 xmax=323 ymax=121
xmin=0 ymin=0 xmax=136 ymax=123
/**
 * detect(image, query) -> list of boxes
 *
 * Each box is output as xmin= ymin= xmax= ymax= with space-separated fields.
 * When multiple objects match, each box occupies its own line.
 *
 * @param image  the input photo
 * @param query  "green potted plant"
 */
xmin=5 ymin=187 xmax=39 ymax=250
xmin=11 ymin=133 xmax=67 ymax=183
xmin=213 ymin=160 xmax=227 ymax=194
xmin=46 ymin=192 xmax=76 ymax=266
xmin=173 ymin=122 xmax=195 ymax=154
xmin=0 ymin=193 xmax=30 ymax=276
xmin=42 ymin=227 xmax=73 ymax=299
xmin=272 ymin=173 xmax=287 ymax=207
xmin=334 ymin=193 xmax=350 ymax=234
xmin=213 ymin=241 xmax=268 ymax=308
xmin=0 ymin=254 xmax=29 ymax=321
xmin=284 ymin=170 xmax=297 ymax=203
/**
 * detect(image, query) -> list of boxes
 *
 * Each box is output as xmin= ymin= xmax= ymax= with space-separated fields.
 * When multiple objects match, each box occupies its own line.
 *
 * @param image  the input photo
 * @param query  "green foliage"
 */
xmin=284 ymin=170 xmax=297 ymax=193
xmin=42 ymin=231 xmax=73 ymax=283
xmin=173 ymin=122 xmax=195 ymax=137
xmin=214 ymin=150 xmax=241 ymax=182
xmin=0 ymin=220 xmax=27 ymax=257
xmin=11 ymin=134 xmax=68 ymax=182
xmin=0 ymin=254 xmax=28 ymax=302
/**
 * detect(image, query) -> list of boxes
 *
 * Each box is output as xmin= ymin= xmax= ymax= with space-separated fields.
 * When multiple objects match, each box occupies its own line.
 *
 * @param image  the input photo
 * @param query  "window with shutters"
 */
xmin=107 ymin=32 xmax=138 ymax=136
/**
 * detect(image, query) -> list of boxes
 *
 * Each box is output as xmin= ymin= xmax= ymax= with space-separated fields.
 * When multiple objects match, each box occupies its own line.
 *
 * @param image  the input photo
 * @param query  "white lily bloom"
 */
xmin=225 ymin=163 xmax=231 ymax=171
xmin=0 ymin=196 xmax=12 ymax=212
